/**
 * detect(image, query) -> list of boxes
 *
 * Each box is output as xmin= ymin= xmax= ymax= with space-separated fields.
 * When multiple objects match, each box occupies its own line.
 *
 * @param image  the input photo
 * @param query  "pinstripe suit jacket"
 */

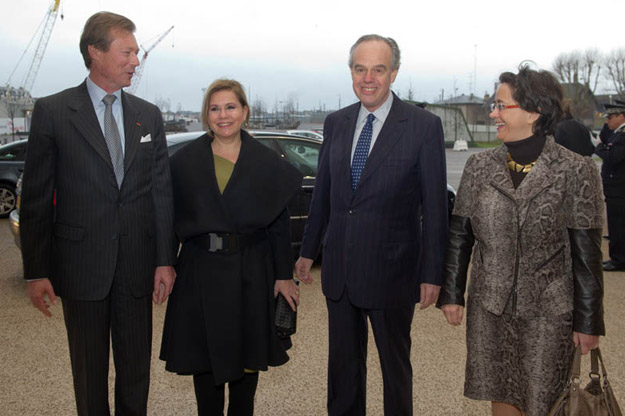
xmin=20 ymin=81 xmax=176 ymax=301
xmin=300 ymin=94 xmax=448 ymax=308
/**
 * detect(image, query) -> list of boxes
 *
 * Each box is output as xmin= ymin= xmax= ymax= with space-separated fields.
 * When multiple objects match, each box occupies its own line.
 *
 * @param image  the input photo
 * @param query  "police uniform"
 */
xmin=595 ymin=103 xmax=625 ymax=270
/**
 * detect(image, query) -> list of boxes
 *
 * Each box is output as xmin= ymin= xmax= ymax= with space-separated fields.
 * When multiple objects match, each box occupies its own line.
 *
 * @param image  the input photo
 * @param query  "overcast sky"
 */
xmin=1 ymin=0 xmax=623 ymax=111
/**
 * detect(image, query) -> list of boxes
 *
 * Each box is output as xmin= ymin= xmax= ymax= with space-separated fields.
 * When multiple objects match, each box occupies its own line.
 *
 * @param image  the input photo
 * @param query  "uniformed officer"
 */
xmin=595 ymin=102 xmax=625 ymax=271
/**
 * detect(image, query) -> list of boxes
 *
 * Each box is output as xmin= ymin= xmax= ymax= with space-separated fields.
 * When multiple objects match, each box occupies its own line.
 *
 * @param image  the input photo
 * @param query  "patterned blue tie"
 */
xmin=351 ymin=113 xmax=375 ymax=190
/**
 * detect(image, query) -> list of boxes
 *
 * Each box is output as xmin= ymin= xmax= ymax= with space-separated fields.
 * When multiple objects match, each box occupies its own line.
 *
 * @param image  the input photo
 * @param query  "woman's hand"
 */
xmin=573 ymin=332 xmax=599 ymax=354
xmin=274 ymin=279 xmax=300 ymax=312
xmin=441 ymin=304 xmax=464 ymax=326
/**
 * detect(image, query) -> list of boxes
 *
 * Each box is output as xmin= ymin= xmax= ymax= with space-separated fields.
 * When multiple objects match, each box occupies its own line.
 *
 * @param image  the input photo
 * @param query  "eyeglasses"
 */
xmin=490 ymin=102 xmax=520 ymax=112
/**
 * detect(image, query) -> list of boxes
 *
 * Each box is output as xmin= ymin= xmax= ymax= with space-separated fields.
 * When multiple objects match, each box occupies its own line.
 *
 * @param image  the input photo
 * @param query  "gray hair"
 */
xmin=348 ymin=34 xmax=401 ymax=71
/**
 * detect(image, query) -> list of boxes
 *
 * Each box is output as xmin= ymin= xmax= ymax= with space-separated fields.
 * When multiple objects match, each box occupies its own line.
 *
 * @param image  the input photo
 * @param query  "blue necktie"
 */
xmin=351 ymin=113 xmax=375 ymax=190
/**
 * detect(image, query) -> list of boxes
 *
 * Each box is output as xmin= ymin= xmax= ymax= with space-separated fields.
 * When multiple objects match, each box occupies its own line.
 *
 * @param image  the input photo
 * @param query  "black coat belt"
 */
xmin=187 ymin=230 xmax=267 ymax=253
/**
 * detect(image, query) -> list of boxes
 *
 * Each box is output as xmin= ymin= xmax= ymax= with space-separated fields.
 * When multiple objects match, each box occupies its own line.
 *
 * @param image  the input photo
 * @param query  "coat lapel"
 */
xmin=355 ymin=95 xmax=406 ymax=190
xmin=68 ymin=82 xmax=112 ymax=169
xmin=514 ymin=138 xmax=559 ymax=202
xmin=339 ymin=104 xmax=360 ymax=192
xmin=489 ymin=138 xmax=560 ymax=229
xmin=488 ymin=144 xmax=516 ymax=200
xmin=121 ymin=92 xmax=142 ymax=175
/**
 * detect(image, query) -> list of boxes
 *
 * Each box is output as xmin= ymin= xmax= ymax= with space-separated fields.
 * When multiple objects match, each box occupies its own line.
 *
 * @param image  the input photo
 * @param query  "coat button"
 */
xmin=348 ymin=209 xmax=355 ymax=215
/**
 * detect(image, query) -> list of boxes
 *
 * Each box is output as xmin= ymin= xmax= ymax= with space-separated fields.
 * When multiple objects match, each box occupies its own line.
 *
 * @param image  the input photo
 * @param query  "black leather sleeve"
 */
xmin=568 ymin=228 xmax=605 ymax=335
xmin=437 ymin=215 xmax=475 ymax=308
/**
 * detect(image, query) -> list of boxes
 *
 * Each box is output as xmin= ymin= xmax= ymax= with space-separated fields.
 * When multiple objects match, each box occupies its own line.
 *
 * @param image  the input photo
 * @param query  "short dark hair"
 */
xmin=79 ymin=12 xmax=136 ymax=69
xmin=499 ymin=64 xmax=563 ymax=137
xmin=349 ymin=34 xmax=401 ymax=71
xmin=201 ymin=79 xmax=250 ymax=134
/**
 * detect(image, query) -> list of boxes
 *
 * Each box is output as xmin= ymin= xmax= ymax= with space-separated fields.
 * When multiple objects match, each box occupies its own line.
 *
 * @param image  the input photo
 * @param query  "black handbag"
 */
xmin=548 ymin=346 xmax=623 ymax=416
xmin=275 ymin=282 xmax=298 ymax=339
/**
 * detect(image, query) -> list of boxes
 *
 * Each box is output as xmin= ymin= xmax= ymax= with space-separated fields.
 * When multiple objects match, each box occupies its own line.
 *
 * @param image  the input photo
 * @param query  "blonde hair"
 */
xmin=201 ymin=79 xmax=250 ymax=133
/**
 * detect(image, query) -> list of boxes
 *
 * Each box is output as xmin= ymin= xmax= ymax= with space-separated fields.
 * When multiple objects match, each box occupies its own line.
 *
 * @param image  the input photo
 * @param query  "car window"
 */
xmin=0 ymin=143 xmax=26 ymax=161
xmin=279 ymin=140 xmax=320 ymax=177
xmin=255 ymin=137 xmax=282 ymax=154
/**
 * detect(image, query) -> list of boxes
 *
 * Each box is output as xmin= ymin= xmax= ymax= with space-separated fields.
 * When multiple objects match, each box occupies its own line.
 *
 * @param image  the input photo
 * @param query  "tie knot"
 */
xmin=103 ymin=94 xmax=116 ymax=106
xmin=366 ymin=113 xmax=375 ymax=124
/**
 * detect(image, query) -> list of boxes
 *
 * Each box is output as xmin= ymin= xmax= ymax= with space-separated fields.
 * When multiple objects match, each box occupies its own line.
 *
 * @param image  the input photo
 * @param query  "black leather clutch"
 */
xmin=275 ymin=283 xmax=298 ymax=339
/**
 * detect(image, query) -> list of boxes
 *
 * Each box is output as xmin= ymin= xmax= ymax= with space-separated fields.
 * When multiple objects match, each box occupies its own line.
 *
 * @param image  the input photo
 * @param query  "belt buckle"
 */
xmin=208 ymin=233 xmax=223 ymax=252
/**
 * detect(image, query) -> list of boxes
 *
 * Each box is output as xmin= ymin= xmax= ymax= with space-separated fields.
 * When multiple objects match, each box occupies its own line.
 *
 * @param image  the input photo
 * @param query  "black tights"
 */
xmin=193 ymin=372 xmax=259 ymax=416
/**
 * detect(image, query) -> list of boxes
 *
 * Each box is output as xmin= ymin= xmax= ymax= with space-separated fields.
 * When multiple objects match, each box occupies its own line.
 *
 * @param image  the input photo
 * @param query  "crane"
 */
xmin=127 ymin=25 xmax=174 ymax=95
xmin=21 ymin=0 xmax=63 ymax=94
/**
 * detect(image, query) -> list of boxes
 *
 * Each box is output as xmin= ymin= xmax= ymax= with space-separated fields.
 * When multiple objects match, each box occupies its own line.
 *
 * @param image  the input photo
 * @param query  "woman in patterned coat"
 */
xmin=438 ymin=65 xmax=605 ymax=416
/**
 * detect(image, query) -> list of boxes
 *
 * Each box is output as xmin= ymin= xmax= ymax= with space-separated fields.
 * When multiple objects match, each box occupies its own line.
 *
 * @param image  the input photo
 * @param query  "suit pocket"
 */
xmin=54 ymin=223 xmax=85 ymax=241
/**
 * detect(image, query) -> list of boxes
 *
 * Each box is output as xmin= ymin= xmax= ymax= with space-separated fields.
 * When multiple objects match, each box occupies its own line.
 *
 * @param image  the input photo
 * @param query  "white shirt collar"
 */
xmin=86 ymin=76 xmax=122 ymax=106
xmin=357 ymin=91 xmax=394 ymax=125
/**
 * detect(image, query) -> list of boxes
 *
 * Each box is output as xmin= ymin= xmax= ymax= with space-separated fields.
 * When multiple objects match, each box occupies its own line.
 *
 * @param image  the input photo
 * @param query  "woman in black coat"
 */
xmin=160 ymin=79 xmax=303 ymax=415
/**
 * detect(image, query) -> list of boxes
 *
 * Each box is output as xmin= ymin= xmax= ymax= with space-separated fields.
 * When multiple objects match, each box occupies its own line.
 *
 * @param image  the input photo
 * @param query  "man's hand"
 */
xmin=419 ymin=283 xmax=440 ymax=309
xmin=573 ymin=332 xmax=600 ymax=355
xmin=295 ymin=257 xmax=314 ymax=283
xmin=153 ymin=266 xmax=176 ymax=305
xmin=441 ymin=304 xmax=464 ymax=325
xmin=28 ymin=279 xmax=57 ymax=317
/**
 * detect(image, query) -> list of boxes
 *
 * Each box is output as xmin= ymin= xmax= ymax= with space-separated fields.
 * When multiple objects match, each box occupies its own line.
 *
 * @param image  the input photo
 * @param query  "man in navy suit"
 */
xmin=296 ymin=34 xmax=448 ymax=415
xmin=21 ymin=12 xmax=176 ymax=415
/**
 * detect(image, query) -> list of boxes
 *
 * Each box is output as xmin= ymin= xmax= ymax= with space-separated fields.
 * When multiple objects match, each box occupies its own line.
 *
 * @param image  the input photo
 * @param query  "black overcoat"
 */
xmin=160 ymin=131 xmax=302 ymax=384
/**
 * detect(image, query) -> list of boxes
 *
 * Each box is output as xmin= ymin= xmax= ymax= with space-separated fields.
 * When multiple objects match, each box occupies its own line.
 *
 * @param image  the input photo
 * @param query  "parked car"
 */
xmin=9 ymin=175 xmax=22 ymax=248
xmin=0 ymin=139 xmax=27 ymax=218
xmin=287 ymin=130 xmax=324 ymax=140
xmin=10 ymin=132 xmax=456 ymax=252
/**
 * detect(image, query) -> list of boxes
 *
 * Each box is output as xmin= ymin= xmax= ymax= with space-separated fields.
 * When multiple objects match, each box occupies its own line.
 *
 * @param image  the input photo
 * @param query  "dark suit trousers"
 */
xmin=326 ymin=291 xmax=415 ymax=416
xmin=606 ymin=198 xmax=625 ymax=266
xmin=62 ymin=269 xmax=152 ymax=416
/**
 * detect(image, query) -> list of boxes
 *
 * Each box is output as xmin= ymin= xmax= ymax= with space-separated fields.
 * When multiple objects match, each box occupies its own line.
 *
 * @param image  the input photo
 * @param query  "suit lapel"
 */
xmin=355 ymin=94 xmax=406 ymax=191
xmin=339 ymin=104 xmax=360 ymax=192
xmin=121 ymin=92 xmax=142 ymax=175
xmin=68 ymin=82 xmax=113 ymax=168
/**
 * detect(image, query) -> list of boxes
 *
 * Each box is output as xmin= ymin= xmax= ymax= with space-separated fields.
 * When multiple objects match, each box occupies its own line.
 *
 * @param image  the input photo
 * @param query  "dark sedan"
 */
xmin=0 ymin=139 xmax=27 ymax=218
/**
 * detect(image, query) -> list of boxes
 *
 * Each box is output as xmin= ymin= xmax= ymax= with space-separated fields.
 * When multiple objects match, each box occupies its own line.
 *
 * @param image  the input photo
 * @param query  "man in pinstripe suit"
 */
xmin=295 ymin=35 xmax=448 ymax=415
xmin=20 ymin=12 xmax=176 ymax=415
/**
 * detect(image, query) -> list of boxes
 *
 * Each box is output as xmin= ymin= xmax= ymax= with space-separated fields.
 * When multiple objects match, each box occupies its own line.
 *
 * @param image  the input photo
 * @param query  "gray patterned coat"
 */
xmin=441 ymin=137 xmax=605 ymax=333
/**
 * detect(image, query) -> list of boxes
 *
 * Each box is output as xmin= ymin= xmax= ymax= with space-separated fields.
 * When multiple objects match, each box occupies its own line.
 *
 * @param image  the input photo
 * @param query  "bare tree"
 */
xmin=604 ymin=48 xmax=625 ymax=99
xmin=552 ymin=49 xmax=602 ymax=118
xmin=251 ymin=98 xmax=266 ymax=128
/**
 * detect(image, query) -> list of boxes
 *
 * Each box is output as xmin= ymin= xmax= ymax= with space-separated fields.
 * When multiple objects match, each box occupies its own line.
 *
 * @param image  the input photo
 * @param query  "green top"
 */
xmin=213 ymin=154 xmax=235 ymax=194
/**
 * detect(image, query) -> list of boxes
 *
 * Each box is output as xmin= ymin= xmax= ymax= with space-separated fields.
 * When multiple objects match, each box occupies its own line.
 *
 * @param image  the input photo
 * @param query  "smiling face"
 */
xmin=350 ymin=40 xmax=398 ymax=112
xmin=207 ymin=90 xmax=249 ymax=141
xmin=88 ymin=29 xmax=139 ymax=93
xmin=489 ymin=83 xmax=539 ymax=142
